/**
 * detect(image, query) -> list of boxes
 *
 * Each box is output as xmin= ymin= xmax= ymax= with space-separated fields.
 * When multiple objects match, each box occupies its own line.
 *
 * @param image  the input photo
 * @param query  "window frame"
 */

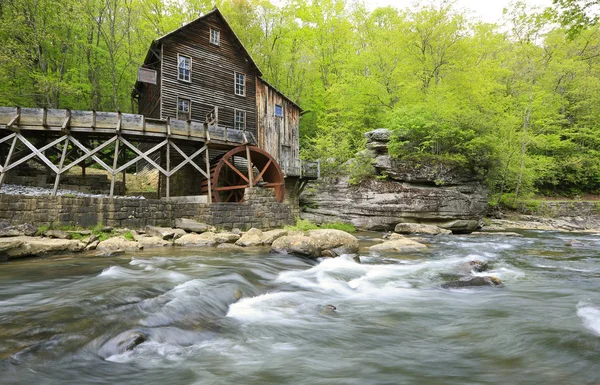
xmin=274 ymin=104 xmax=284 ymax=117
xmin=210 ymin=28 xmax=220 ymax=46
xmin=177 ymin=54 xmax=192 ymax=83
xmin=234 ymin=109 xmax=246 ymax=131
xmin=177 ymin=97 xmax=191 ymax=120
xmin=234 ymin=72 xmax=246 ymax=97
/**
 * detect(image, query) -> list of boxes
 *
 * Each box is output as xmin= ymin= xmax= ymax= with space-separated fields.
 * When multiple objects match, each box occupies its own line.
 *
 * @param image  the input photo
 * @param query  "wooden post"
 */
xmin=166 ymin=140 xmax=171 ymax=199
xmin=205 ymin=147 xmax=212 ymax=204
xmin=0 ymin=136 xmax=18 ymax=189
xmin=245 ymin=145 xmax=253 ymax=187
xmin=110 ymin=138 xmax=120 ymax=197
xmin=52 ymin=137 xmax=70 ymax=196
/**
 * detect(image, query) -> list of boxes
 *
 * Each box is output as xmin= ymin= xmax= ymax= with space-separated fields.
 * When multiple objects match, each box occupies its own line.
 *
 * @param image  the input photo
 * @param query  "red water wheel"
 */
xmin=210 ymin=145 xmax=285 ymax=203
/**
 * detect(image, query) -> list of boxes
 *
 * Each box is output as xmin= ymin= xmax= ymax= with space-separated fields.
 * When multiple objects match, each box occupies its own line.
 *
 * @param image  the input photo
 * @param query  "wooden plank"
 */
xmin=12 ymin=133 xmax=61 ymax=174
xmin=245 ymin=145 xmax=253 ymax=186
xmin=0 ymin=107 xmax=18 ymax=125
xmin=65 ymin=135 xmax=117 ymax=174
xmin=110 ymin=139 xmax=120 ymax=197
xmin=115 ymin=139 xmax=167 ymax=173
xmin=205 ymin=148 xmax=212 ymax=203
xmin=168 ymin=141 xmax=208 ymax=177
xmin=166 ymin=138 xmax=170 ymax=198
xmin=223 ymin=157 xmax=248 ymax=183
xmin=52 ymin=137 xmax=70 ymax=196
xmin=119 ymin=136 xmax=169 ymax=175
xmin=0 ymin=135 xmax=18 ymax=188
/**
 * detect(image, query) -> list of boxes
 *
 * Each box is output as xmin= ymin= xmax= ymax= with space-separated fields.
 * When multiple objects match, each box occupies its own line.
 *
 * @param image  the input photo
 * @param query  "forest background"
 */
xmin=0 ymin=0 xmax=598 ymax=202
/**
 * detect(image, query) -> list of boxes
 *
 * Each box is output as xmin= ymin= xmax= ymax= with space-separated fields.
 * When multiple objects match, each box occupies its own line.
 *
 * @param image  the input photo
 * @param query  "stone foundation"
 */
xmin=0 ymin=187 xmax=295 ymax=230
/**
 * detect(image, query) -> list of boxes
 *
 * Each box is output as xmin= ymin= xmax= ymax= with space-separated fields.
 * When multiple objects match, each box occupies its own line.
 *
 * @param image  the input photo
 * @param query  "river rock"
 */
xmin=306 ymin=229 xmax=359 ymax=256
xmin=96 ymin=236 xmax=143 ymax=252
xmin=235 ymin=228 xmax=264 ymax=247
xmin=134 ymin=235 xmax=171 ymax=248
xmin=98 ymin=330 xmax=148 ymax=359
xmin=0 ymin=223 xmax=38 ymax=238
xmin=174 ymin=218 xmax=210 ymax=233
xmin=271 ymin=229 xmax=359 ymax=258
xmin=214 ymin=232 xmax=240 ymax=244
xmin=44 ymin=229 xmax=72 ymax=239
xmin=271 ymin=235 xmax=320 ymax=257
xmin=394 ymin=223 xmax=452 ymax=235
xmin=441 ymin=276 xmax=502 ymax=289
xmin=370 ymin=237 xmax=428 ymax=252
xmin=0 ymin=236 xmax=85 ymax=259
xmin=174 ymin=232 xmax=217 ymax=247
xmin=144 ymin=225 xmax=186 ymax=240
xmin=85 ymin=240 xmax=100 ymax=251
xmin=261 ymin=229 xmax=288 ymax=245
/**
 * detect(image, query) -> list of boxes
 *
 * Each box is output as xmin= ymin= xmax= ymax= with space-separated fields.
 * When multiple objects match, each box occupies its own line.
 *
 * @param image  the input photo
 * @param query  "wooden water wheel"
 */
xmin=200 ymin=145 xmax=285 ymax=203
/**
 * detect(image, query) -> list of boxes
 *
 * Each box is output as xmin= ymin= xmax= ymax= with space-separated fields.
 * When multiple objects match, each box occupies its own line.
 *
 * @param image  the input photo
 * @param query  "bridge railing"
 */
xmin=0 ymin=107 xmax=254 ymax=145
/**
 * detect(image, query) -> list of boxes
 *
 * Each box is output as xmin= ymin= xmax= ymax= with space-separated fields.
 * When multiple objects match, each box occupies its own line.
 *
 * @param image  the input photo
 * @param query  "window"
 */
xmin=234 ymin=72 xmax=245 ymax=96
xmin=178 ymin=55 xmax=191 ymax=82
xmin=274 ymin=104 xmax=283 ymax=117
xmin=210 ymin=28 xmax=220 ymax=45
xmin=177 ymin=97 xmax=191 ymax=120
xmin=235 ymin=110 xmax=246 ymax=130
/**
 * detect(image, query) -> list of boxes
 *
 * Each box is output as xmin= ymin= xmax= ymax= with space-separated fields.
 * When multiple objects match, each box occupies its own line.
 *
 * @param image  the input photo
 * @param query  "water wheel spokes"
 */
xmin=210 ymin=145 xmax=285 ymax=203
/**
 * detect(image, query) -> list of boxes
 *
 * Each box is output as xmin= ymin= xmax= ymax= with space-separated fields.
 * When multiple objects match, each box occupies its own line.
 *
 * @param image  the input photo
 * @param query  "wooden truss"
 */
xmin=0 ymin=133 xmax=212 ymax=202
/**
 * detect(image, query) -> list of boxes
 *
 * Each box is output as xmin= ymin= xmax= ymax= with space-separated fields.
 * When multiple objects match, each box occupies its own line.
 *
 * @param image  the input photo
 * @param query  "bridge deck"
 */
xmin=0 ymin=107 xmax=255 ymax=147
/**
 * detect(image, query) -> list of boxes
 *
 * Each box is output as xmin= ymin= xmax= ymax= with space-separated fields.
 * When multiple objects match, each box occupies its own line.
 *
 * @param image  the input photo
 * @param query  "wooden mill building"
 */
xmin=130 ymin=7 xmax=315 ymax=204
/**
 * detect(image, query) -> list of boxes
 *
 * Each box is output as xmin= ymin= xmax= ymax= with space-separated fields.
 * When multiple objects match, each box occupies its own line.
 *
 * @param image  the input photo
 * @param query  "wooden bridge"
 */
xmin=0 ymin=107 xmax=318 ymax=202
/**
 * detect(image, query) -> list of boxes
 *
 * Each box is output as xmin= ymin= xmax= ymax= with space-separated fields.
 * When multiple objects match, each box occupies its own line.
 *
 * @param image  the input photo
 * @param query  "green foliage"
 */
xmin=285 ymin=219 xmax=320 ymax=232
xmin=0 ymin=0 xmax=598 ymax=198
xmin=285 ymin=219 xmax=356 ymax=233
xmin=319 ymin=221 xmax=356 ymax=233
xmin=123 ymin=231 xmax=135 ymax=241
xmin=36 ymin=225 xmax=50 ymax=236
xmin=346 ymin=151 xmax=375 ymax=185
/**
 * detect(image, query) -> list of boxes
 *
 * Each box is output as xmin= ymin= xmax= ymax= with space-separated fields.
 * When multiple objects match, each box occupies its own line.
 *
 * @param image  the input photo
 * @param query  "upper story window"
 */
xmin=235 ymin=110 xmax=246 ymax=130
xmin=274 ymin=104 xmax=283 ymax=117
xmin=177 ymin=97 xmax=191 ymax=120
xmin=235 ymin=72 xmax=245 ymax=96
xmin=210 ymin=28 xmax=220 ymax=46
xmin=178 ymin=55 xmax=191 ymax=82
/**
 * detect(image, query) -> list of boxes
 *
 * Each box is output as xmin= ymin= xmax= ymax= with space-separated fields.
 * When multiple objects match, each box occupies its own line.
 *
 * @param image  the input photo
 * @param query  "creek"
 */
xmin=1 ymin=231 xmax=600 ymax=384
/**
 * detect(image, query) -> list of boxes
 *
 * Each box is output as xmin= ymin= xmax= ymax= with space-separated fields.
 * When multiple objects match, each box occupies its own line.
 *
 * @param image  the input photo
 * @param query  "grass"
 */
xmin=123 ymin=231 xmax=135 ymax=241
xmin=285 ymin=219 xmax=356 ymax=233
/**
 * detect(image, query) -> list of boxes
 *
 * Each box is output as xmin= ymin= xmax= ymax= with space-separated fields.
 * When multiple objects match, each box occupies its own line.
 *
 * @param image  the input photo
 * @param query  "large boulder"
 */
xmin=173 ymin=232 xmax=217 ymax=247
xmin=235 ymin=228 xmax=264 ymax=247
xmin=0 ymin=224 xmax=38 ymax=238
xmin=0 ymin=236 xmax=85 ymax=259
xmin=271 ymin=229 xmax=359 ymax=258
xmin=441 ymin=276 xmax=502 ymax=289
xmin=306 ymin=229 xmax=359 ymax=256
xmin=394 ymin=223 xmax=451 ymax=235
xmin=174 ymin=218 xmax=210 ymax=233
xmin=144 ymin=226 xmax=186 ymax=240
xmin=271 ymin=235 xmax=320 ymax=258
xmin=369 ymin=236 xmax=427 ymax=252
xmin=97 ymin=236 xmax=143 ymax=252
xmin=134 ymin=234 xmax=171 ymax=248
xmin=261 ymin=229 xmax=288 ymax=245
xmin=363 ymin=128 xmax=392 ymax=143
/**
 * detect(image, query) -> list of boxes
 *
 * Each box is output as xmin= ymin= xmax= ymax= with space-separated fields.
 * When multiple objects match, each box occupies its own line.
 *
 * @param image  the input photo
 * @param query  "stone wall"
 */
xmin=0 ymin=187 xmax=294 ymax=230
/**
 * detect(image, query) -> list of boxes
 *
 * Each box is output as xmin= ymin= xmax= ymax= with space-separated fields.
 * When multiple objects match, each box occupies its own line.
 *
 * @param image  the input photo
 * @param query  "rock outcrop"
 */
xmin=394 ymin=223 xmax=451 ymax=235
xmin=369 ymin=236 xmax=428 ymax=252
xmin=441 ymin=276 xmax=502 ymax=289
xmin=0 ymin=236 xmax=86 ymax=259
xmin=300 ymin=129 xmax=487 ymax=233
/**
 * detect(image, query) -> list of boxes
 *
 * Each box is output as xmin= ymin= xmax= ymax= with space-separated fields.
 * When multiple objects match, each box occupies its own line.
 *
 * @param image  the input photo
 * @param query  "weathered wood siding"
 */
xmin=160 ymin=13 xmax=257 ymax=136
xmin=256 ymin=77 xmax=300 ymax=168
xmin=137 ymin=58 xmax=161 ymax=119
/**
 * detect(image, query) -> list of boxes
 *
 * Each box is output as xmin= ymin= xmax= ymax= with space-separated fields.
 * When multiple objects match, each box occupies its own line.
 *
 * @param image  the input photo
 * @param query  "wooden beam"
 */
xmin=166 ymin=139 xmax=170 ymax=199
xmin=215 ymin=184 xmax=250 ymax=192
xmin=0 ymin=135 xmax=18 ymax=189
xmin=9 ymin=134 xmax=63 ymax=174
xmin=245 ymin=145 xmax=253 ymax=186
xmin=253 ymin=158 xmax=272 ymax=186
xmin=115 ymin=138 xmax=168 ymax=175
xmin=61 ymin=109 xmax=71 ymax=132
xmin=52 ymin=137 xmax=70 ymax=196
xmin=223 ymin=157 xmax=249 ymax=183
xmin=205 ymin=147 xmax=212 ymax=204
xmin=6 ymin=107 xmax=20 ymax=132
xmin=110 ymin=138 xmax=120 ymax=197
xmin=168 ymin=141 xmax=208 ymax=178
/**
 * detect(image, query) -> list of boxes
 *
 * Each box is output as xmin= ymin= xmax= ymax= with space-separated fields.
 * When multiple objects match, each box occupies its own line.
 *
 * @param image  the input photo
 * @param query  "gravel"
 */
xmin=0 ymin=184 xmax=146 ymax=199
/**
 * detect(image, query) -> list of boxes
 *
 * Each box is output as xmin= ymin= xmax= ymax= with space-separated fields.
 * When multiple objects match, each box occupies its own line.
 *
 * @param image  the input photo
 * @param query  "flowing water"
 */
xmin=1 ymin=231 xmax=600 ymax=385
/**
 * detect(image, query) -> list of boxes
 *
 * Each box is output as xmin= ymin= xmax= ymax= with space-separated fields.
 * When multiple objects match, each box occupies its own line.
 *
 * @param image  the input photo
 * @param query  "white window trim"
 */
xmin=274 ymin=104 xmax=284 ymax=117
xmin=177 ymin=54 xmax=192 ymax=83
xmin=234 ymin=109 xmax=246 ymax=130
xmin=177 ymin=97 xmax=191 ymax=120
xmin=234 ymin=72 xmax=246 ymax=97
xmin=210 ymin=28 xmax=220 ymax=46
